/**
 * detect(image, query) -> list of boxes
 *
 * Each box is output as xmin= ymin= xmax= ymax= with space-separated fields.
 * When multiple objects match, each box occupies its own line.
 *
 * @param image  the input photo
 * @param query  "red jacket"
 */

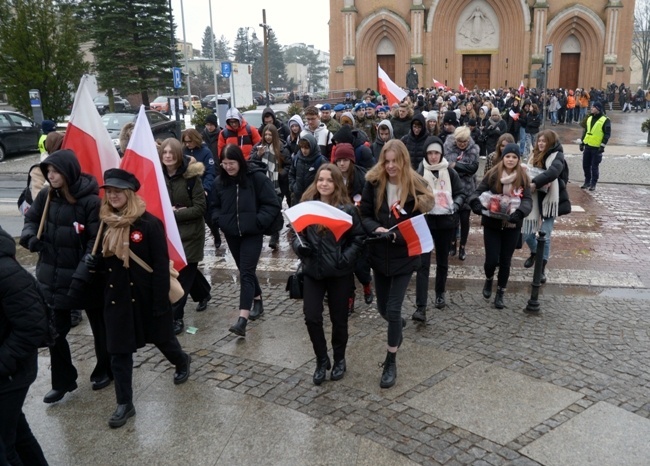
xmin=217 ymin=118 xmax=261 ymax=160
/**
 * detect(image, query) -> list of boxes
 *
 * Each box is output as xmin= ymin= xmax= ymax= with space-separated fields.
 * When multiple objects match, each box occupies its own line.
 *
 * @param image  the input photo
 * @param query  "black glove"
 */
xmin=82 ymin=253 xmax=98 ymax=272
xmin=366 ymin=231 xmax=396 ymax=243
xmin=297 ymin=243 xmax=313 ymax=257
xmin=598 ymin=145 xmax=605 ymax=154
xmin=579 ymin=143 xmax=585 ymax=152
xmin=470 ymin=200 xmax=483 ymax=215
xmin=508 ymin=210 xmax=524 ymax=224
xmin=28 ymin=236 xmax=45 ymax=253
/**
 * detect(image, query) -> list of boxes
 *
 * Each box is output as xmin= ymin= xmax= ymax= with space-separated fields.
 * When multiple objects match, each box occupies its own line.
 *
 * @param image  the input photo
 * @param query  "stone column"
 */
xmin=342 ymin=0 xmax=357 ymax=66
xmin=410 ymin=0 xmax=425 ymax=66
xmin=531 ymin=1 xmax=549 ymax=65
xmin=604 ymin=0 xmax=622 ymax=65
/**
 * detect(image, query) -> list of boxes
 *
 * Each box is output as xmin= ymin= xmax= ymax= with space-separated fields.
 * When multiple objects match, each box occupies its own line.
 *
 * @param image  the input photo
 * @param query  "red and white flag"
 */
xmin=378 ymin=65 xmax=407 ymax=107
xmin=284 ymin=201 xmax=353 ymax=241
xmin=433 ymin=78 xmax=446 ymax=90
xmin=518 ymin=80 xmax=526 ymax=96
xmin=120 ymin=106 xmax=187 ymax=270
xmin=63 ymin=75 xmax=120 ymax=189
xmin=459 ymin=78 xmax=467 ymax=93
xmin=392 ymin=214 xmax=433 ymax=256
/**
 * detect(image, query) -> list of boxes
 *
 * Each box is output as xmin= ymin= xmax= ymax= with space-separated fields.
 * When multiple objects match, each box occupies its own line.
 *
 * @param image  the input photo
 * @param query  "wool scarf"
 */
xmin=523 ymin=152 xmax=560 ymax=235
xmin=422 ymin=157 xmax=452 ymax=194
xmin=101 ymin=197 xmax=146 ymax=268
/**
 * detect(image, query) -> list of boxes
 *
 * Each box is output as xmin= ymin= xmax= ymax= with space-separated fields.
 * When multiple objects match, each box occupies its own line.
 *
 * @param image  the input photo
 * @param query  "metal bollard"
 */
xmin=526 ymin=231 xmax=547 ymax=312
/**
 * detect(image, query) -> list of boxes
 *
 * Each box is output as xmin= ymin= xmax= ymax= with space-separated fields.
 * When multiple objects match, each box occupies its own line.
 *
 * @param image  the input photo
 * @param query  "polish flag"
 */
xmin=378 ymin=65 xmax=407 ymax=107
xmin=433 ymin=78 xmax=446 ymax=90
xmin=518 ymin=80 xmax=526 ymax=96
xmin=63 ymin=75 xmax=120 ymax=189
xmin=392 ymin=214 xmax=433 ymax=256
xmin=120 ymin=106 xmax=187 ymax=270
xmin=459 ymin=78 xmax=468 ymax=93
xmin=284 ymin=201 xmax=353 ymax=241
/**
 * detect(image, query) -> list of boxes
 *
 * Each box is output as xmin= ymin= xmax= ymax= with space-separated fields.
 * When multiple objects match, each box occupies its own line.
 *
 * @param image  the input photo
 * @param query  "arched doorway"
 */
xmin=376 ymin=37 xmax=396 ymax=82
xmin=559 ymin=35 xmax=580 ymax=90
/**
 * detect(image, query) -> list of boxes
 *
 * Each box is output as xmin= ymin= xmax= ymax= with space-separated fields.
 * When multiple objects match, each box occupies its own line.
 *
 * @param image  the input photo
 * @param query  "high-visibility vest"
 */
xmin=583 ymin=115 xmax=607 ymax=147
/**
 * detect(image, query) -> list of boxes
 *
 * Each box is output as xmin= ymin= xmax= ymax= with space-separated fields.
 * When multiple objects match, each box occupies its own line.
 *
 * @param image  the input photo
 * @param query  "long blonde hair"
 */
xmin=365 ymin=139 xmax=432 ymax=216
xmin=99 ymin=188 xmax=145 ymax=220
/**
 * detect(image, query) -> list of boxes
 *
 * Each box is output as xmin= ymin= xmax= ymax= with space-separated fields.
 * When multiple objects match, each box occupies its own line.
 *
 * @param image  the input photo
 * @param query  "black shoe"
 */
xmin=524 ymin=253 xmax=536 ymax=268
xmin=249 ymin=298 xmax=264 ymax=321
xmin=214 ymin=236 xmax=221 ymax=249
xmin=91 ymin=376 xmax=112 ymax=391
xmin=482 ymin=277 xmax=493 ymax=299
xmin=458 ymin=246 xmax=467 ymax=261
xmin=580 ymin=183 xmax=589 ymax=189
xmin=494 ymin=287 xmax=506 ymax=309
xmin=229 ymin=316 xmax=247 ymax=337
xmin=411 ymin=306 xmax=426 ymax=322
xmin=70 ymin=309 xmax=83 ymax=327
xmin=589 ymin=185 xmax=596 ymax=191
xmin=313 ymin=356 xmax=331 ymax=385
xmin=173 ymin=319 xmax=184 ymax=335
xmin=196 ymin=297 xmax=209 ymax=312
xmin=449 ymin=241 xmax=457 ymax=256
xmin=108 ymin=403 xmax=136 ymax=428
xmin=379 ymin=351 xmax=397 ymax=388
xmin=330 ymin=359 xmax=346 ymax=381
xmin=363 ymin=283 xmax=374 ymax=304
xmin=174 ymin=354 xmax=191 ymax=385
xmin=435 ymin=293 xmax=446 ymax=309
xmin=269 ymin=233 xmax=279 ymax=251
xmin=43 ymin=382 xmax=78 ymax=403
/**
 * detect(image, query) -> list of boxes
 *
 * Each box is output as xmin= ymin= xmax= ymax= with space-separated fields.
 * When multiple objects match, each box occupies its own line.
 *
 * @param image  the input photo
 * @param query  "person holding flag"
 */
xmin=290 ymin=164 xmax=365 ymax=385
xmin=360 ymin=139 xmax=433 ymax=389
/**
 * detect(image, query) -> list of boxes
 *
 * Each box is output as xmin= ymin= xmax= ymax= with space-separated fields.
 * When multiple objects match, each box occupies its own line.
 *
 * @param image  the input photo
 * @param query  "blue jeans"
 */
xmin=550 ymin=111 xmax=557 ymax=124
xmin=519 ymin=127 xmax=526 ymax=153
xmin=524 ymin=216 xmax=555 ymax=261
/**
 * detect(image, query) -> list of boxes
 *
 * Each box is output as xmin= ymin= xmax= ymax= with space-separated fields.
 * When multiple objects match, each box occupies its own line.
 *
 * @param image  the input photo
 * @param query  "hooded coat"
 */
xmin=372 ymin=119 xmax=394 ymax=162
xmin=217 ymin=108 xmax=262 ymax=159
xmin=20 ymin=149 xmax=101 ymax=310
xmin=443 ymin=134 xmax=480 ymax=210
xmin=259 ymin=107 xmax=290 ymax=142
xmin=286 ymin=114 xmax=305 ymax=156
xmin=288 ymin=133 xmax=329 ymax=204
xmin=400 ymin=113 xmax=429 ymax=170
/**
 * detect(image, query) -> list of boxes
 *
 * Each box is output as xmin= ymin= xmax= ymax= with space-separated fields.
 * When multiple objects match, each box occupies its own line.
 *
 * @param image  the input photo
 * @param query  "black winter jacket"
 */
xmin=288 ymin=133 xmax=329 ymax=204
xmin=0 ymin=226 xmax=47 ymax=389
xmin=183 ymin=143 xmax=216 ymax=194
xmin=292 ymin=204 xmax=365 ymax=280
xmin=528 ymin=142 xmax=571 ymax=217
xmin=469 ymin=171 xmax=533 ymax=230
xmin=401 ymin=113 xmax=429 ymax=170
xmin=211 ymin=163 xmax=281 ymax=237
xmin=259 ymin=108 xmax=290 ymax=142
xmin=20 ymin=149 xmax=100 ymax=310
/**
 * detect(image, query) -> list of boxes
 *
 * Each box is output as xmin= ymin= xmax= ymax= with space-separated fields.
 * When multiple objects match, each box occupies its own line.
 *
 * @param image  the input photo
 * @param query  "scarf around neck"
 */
xmin=422 ymin=157 xmax=451 ymax=194
xmin=500 ymin=169 xmax=517 ymax=196
xmin=100 ymin=197 xmax=146 ymax=268
xmin=523 ymin=152 xmax=560 ymax=234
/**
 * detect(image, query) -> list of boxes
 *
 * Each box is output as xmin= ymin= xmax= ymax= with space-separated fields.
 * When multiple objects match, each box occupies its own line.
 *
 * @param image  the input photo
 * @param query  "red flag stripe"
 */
xmin=397 ymin=219 xmax=423 ymax=256
xmin=290 ymin=214 xmax=353 ymax=242
xmin=63 ymin=124 xmax=106 ymax=190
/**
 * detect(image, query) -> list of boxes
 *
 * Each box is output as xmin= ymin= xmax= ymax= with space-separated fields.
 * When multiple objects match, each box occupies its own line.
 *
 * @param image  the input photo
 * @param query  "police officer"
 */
xmin=579 ymin=102 xmax=611 ymax=191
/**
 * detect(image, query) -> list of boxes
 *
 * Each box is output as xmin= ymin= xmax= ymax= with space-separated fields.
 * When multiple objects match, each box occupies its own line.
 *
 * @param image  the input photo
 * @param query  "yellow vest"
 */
xmin=583 ymin=115 xmax=606 ymax=147
xmin=38 ymin=134 xmax=47 ymax=155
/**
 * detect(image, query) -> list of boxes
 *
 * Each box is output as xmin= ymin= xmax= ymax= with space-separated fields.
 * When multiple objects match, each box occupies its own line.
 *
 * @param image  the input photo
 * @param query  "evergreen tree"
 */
xmin=267 ymin=30 xmax=287 ymax=91
xmin=0 ymin=0 xmax=87 ymax=119
xmin=215 ymin=35 xmax=231 ymax=61
xmin=201 ymin=26 xmax=217 ymax=58
xmin=85 ymin=0 xmax=181 ymax=108
xmin=233 ymin=27 xmax=253 ymax=63
xmin=284 ymin=44 xmax=328 ymax=92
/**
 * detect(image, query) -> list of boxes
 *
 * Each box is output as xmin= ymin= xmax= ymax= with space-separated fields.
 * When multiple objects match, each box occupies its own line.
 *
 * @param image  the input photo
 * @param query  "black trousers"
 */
xmin=374 ymin=271 xmax=412 ymax=347
xmin=49 ymin=308 xmax=78 ymax=390
xmin=225 ymin=234 xmax=263 ymax=310
xmin=111 ymin=337 xmax=186 ymax=405
xmin=453 ymin=209 xmax=471 ymax=247
xmin=172 ymin=262 xmax=198 ymax=320
xmin=483 ymin=226 xmax=520 ymax=289
xmin=303 ymin=274 xmax=353 ymax=362
xmin=416 ymin=227 xmax=455 ymax=306
xmin=85 ymin=305 xmax=112 ymax=382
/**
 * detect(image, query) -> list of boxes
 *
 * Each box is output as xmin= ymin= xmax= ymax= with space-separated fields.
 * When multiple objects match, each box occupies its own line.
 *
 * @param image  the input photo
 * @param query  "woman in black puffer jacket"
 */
xmin=292 ymin=164 xmax=365 ymax=385
xmin=20 ymin=149 xmax=111 ymax=404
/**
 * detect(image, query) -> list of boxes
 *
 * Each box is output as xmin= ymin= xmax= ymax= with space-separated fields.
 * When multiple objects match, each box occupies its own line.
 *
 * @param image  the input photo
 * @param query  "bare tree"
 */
xmin=633 ymin=0 xmax=650 ymax=89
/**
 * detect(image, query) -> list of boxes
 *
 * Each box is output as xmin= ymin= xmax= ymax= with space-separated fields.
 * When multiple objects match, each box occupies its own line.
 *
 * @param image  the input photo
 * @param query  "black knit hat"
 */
xmin=205 ymin=113 xmax=218 ymax=126
xmin=443 ymin=111 xmax=458 ymax=126
xmin=101 ymin=168 xmax=141 ymax=192
xmin=502 ymin=143 xmax=521 ymax=159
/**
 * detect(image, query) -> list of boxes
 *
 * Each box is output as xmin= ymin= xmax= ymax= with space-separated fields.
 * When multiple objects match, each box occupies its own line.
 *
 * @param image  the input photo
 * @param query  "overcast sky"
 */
xmin=169 ymin=0 xmax=331 ymax=54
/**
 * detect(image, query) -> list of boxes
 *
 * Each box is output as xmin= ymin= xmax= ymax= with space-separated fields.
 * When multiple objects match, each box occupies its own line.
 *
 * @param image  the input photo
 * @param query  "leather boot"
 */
xmin=449 ymin=241 xmax=457 ymax=256
xmin=249 ymin=298 xmax=264 ymax=321
xmin=494 ymin=287 xmax=506 ymax=309
xmin=108 ymin=403 xmax=136 ymax=428
xmin=269 ymin=232 xmax=279 ymax=250
xmin=524 ymin=253 xmax=536 ymax=268
xmin=435 ymin=293 xmax=446 ymax=309
xmin=541 ymin=260 xmax=548 ymax=284
xmin=411 ymin=306 xmax=426 ymax=322
xmin=313 ymin=356 xmax=331 ymax=385
xmin=229 ymin=316 xmax=247 ymax=337
xmin=482 ymin=277 xmax=493 ymax=299
xmin=380 ymin=351 xmax=397 ymax=388
xmin=458 ymin=246 xmax=467 ymax=261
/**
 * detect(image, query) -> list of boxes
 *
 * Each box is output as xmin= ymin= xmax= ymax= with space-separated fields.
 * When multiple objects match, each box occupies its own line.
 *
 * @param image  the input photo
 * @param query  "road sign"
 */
xmin=172 ymin=67 xmax=182 ymax=89
xmin=221 ymin=62 xmax=232 ymax=79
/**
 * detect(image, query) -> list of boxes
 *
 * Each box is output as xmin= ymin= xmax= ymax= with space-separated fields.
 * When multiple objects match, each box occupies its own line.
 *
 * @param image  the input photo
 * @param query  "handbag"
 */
xmin=285 ymin=264 xmax=304 ymax=299
xmin=128 ymin=250 xmax=185 ymax=304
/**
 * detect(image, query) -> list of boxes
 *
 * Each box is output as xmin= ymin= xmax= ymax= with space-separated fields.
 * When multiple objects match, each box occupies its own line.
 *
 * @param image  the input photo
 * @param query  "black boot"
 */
xmin=524 ymin=253 xmax=536 ymax=268
xmin=380 ymin=351 xmax=397 ymax=388
xmin=458 ymin=246 xmax=467 ymax=261
xmin=435 ymin=292 xmax=446 ymax=309
xmin=249 ymin=298 xmax=264 ymax=321
xmin=313 ymin=356 xmax=331 ymax=385
xmin=541 ymin=260 xmax=548 ymax=284
xmin=229 ymin=316 xmax=247 ymax=337
xmin=449 ymin=241 xmax=457 ymax=256
xmin=269 ymin=232 xmax=279 ymax=251
xmin=494 ymin=287 xmax=506 ymax=309
xmin=482 ymin=277 xmax=493 ymax=299
xmin=411 ymin=306 xmax=426 ymax=322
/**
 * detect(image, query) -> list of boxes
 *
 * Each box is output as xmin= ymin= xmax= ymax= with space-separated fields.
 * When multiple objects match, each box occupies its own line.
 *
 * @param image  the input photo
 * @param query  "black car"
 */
xmin=93 ymin=95 xmax=132 ymax=115
xmin=201 ymin=94 xmax=216 ymax=108
xmin=101 ymin=111 xmax=179 ymax=152
xmin=0 ymin=110 xmax=40 ymax=162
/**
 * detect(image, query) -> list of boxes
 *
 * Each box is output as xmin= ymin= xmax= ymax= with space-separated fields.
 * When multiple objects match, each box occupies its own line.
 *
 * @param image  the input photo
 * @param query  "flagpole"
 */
xmin=282 ymin=211 xmax=304 ymax=246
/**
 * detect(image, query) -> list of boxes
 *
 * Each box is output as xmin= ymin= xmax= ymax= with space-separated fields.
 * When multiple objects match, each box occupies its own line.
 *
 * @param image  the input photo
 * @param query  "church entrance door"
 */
xmin=462 ymin=55 xmax=491 ymax=90
xmin=559 ymin=53 xmax=580 ymax=90
xmin=377 ymin=55 xmax=396 ymax=83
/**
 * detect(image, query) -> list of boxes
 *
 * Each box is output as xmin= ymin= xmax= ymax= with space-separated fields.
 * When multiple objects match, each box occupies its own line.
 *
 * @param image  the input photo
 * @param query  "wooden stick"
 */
xmin=91 ymin=221 xmax=105 ymax=255
xmin=36 ymin=190 xmax=51 ymax=239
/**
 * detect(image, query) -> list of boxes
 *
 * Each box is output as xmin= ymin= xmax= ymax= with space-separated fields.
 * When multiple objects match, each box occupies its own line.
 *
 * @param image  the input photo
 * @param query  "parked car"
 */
xmin=0 ymin=110 xmax=40 ymax=161
xmin=183 ymin=95 xmax=201 ymax=110
xmin=101 ymin=110 xmax=179 ymax=152
xmin=252 ymin=91 xmax=275 ymax=106
xmin=93 ymin=95 xmax=131 ymax=115
xmin=150 ymin=95 xmax=172 ymax=114
xmin=201 ymin=94 xmax=216 ymax=108
xmin=274 ymin=91 xmax=291 ymax=103
xmin=241 ymin=109 xmax=289 ymax=128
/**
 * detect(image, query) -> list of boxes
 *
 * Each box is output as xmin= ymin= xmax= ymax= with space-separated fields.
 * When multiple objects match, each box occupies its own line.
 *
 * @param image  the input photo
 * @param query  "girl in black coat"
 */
xmin=292 ymin=164 xmax=365 ymax=385
xmin=96 ymin=169 xmax=190 ymax=428
xmin=211 ymin=145 xmax=281 ymax=336
xmin=469 ymin=144 xmax=533 ymax=309
xmin=360 ymin=139 xmax=434 ymax=389
xmin=413 ymin=136 xmax=466 ymax=320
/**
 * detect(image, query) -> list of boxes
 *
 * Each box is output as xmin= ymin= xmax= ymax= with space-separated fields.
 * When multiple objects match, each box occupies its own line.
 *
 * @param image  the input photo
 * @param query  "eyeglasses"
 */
xmin=221 ymin=161 xmax=238 ymax=168
xmin=456 ymin=139 xmax=468 ymax=144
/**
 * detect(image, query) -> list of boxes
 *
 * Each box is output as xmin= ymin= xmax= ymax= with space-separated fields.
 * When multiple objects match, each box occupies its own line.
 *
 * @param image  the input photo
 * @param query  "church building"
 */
xmin=329 ymin=0 xmax=635 ymax=92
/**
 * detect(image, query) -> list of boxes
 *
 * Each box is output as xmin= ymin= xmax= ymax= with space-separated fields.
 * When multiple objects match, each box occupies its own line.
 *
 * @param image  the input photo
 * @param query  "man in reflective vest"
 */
xmin=579 ymin=101 xmax=611 ymax=191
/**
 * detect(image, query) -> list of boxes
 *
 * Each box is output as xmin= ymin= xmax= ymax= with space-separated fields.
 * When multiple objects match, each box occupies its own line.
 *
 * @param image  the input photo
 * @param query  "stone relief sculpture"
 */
xmin=458 ymin=6 xmax=497 ymax=49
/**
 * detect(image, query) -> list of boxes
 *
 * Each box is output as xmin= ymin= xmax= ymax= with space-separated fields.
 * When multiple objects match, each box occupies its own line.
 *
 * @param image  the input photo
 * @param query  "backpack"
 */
xmin=17 ymin=164 xmax=39 ymax=216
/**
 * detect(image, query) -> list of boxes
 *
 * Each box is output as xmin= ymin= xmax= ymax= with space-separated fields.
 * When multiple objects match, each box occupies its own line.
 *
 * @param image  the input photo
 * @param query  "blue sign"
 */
xmin=172 ymin=67 xmax=182 ymax=89
xmin=221 ymin=62 xmax=232 ymax=79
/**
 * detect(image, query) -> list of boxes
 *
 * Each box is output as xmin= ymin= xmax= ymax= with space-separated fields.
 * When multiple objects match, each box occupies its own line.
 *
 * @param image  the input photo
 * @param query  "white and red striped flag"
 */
xmin=378 ymin=65 xmax=408 ymax=107
xmin=284 ymin=200 xmax=353 ymax=241
xmin=518 ymin=80 xmax=526 ymax=96
xmin=433 ymin=78 xmax=446 ymax=90
xmin=459 ymin=78 xmax=467 ymax=93
xmin=391 ymin=214 xmax=433 ymax=256
xmin=63 ymin=75 xmax=120 ymax=189
xmin=120 ymin=106 xmax=187 ymax=270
